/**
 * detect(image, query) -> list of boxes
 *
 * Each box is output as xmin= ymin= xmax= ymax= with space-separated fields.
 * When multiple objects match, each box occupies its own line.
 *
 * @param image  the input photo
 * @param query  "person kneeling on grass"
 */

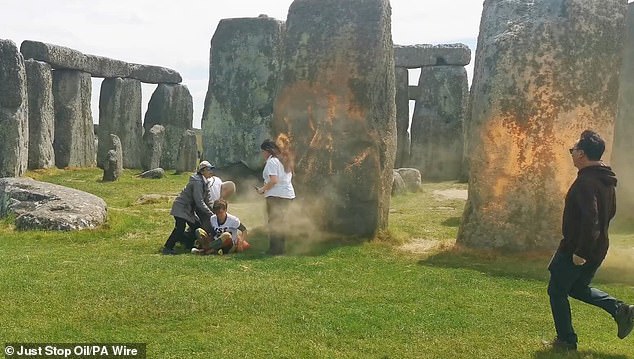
xmin=192 ymin=199 xmax=250 ymax=255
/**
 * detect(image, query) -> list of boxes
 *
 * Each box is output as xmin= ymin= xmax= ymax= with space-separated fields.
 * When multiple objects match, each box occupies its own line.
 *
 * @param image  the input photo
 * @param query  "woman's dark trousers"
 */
xmin=266 ymin=197 xmax=292 ymax=255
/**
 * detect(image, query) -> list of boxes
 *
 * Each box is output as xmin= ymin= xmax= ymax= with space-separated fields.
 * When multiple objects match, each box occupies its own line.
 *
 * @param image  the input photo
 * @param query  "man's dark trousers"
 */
xmin=548 ymin=250 xmax=622 ymax=344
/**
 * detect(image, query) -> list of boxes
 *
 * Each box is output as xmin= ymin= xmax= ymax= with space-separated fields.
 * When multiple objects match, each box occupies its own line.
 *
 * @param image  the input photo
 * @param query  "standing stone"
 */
xmin=175 ymin=130 xmax=198 ymax=174
xmin=391 ymin=170 xmax=406 ymax=196
xmin=613 ymin=3 xmax=634 ymax=221
xmin=102 ymin=150 xmax=119 ymax=182
xmin=25 ymin=60 xmax=55 ymax=170
xmin=52 ymin=70 xmax=96 ymax=168
xmin=0 ymin=40 xmax=29 ymax=177
xmin=396 ymin=168 xmax=422 ymax=193
xmin=410 ymin=66 xmax=467 ymax=180
xmin=143 ymin=84 xmax=193 ymax=170
xmin=98 ymin=78 xmax=142 ymax=169
xmin=272 ymin=0 xmax=396 ymax=237
xmin=201 ymin=16 xmax=285 ymax=170
xmin=458 ymin=0 xmax=627 ymax=251
xmin=142 ymin=124 xmax=165 ymax=171
xmin=100 ymin=134 xmax=123 ymax=183
xmin=394 ymin=67 xmax=410 ymax=168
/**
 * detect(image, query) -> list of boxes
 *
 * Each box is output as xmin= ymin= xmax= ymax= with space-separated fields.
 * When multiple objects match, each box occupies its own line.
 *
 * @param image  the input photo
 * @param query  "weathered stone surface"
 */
xmin=20 ymin=41 xmax=182 ymax=84
xmin=175 ymin=130 xmax=198 ymax=174
xmin=138 ymin=168 xmax=165 ymax=179
xmin=98 ymin=78 xmax=142 ymax=169
xmin=394 ymin=67 xmax=410 ymax=168
xmin=396 ymin=168 xmax=422 ymax=193
xmin=128 ymin=64 xmax=182 ymax=85
xmin=458 ymin=0 xmax=627 ymax=251
xmin=201 ymin=16 xmax=285 ymax=170
xmin=142 ymin=124 xmax=165 ymax=171
xmin=272 ymin=0 xmax=396 ymax=237
xmin=410 ymin=66 xmax=467 ymax=180
xmin=102 ymin=149 xmax=121 ymax=182
xmin=52 ymin=70 xmax=96 ymax=168
xmin=101 ymin=134 xmax=123 ymax=182
xmin=0 ymin=177 xmax=107 ymax=230
xmin=143 ymin=84 xmax=193 ymax=170
xmin=0 ymin=39 xmax=29 ymax=177
xmin=613 ymin=3 xmax=634 ymax=221
xmin=394 ymin=44 xmax=471 ymax=68
xmin=25 ymin=60 xmax=55 ymax=170
xmin=391 ymin=170 xmax=406 ymax=196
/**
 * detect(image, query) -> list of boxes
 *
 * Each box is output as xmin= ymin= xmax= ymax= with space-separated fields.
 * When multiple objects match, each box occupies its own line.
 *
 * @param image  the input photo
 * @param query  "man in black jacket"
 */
xmin=546 ymin=130 xmax=633 ymax=350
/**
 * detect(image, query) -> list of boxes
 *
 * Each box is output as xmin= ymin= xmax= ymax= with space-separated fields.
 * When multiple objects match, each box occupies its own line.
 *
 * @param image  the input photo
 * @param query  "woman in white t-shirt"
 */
xmin=256 ymin=139 xmax=295 ymax=255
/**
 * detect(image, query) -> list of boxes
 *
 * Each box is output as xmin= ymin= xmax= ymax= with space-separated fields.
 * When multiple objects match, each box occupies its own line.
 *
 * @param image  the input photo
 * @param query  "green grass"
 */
xmin=1 ymin=168 xmax=633 ymax=358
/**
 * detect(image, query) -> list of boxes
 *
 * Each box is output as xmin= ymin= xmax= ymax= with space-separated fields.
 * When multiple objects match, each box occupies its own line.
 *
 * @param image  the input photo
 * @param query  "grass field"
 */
xmin=1 ymin=168 xmax=633 ymax=358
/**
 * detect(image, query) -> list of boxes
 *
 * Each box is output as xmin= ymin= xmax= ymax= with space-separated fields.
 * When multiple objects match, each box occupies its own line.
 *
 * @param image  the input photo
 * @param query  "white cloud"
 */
xmin=1 ymin=0 xmax=482 ymax=128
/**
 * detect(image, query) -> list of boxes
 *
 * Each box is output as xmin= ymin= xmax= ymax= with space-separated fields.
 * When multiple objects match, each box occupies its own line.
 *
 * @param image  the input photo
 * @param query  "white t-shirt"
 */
xmin=263 ymin=156 xmax=295 ymax=199
xmin=210 ymin=213 xmax=241 ymax=246
xmin=207 ymin=176 xmax=223 ymax=203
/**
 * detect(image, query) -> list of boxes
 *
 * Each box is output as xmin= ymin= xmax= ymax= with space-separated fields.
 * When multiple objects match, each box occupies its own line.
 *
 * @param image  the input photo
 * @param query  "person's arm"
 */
xmin=258 ymin=175 xmax=278 ymax=194
xmin=238 ymin=223 xmax=248 ymax=242
xmin=258 ymin=158 xmax=280 ymax=194
xmin=193 ymin=178 xmax=214 ymax=216
xmin=573 ymin=181 xmax=599 ymax=264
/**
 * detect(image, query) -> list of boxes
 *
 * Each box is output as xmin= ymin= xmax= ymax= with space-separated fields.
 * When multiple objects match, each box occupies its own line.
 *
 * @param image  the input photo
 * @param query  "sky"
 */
xmin=1 ymin=0 xmax=484 ymax=128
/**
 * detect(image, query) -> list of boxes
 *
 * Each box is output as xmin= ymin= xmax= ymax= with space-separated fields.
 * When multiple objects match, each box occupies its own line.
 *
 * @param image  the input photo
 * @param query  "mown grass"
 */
xmin=0 ymin=168 xmax=633 ymax=359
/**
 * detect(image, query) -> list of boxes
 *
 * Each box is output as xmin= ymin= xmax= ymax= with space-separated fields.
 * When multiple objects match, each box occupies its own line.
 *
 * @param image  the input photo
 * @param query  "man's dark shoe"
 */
xmin=615 ymin=304 xmax=634 ymax=339
xmin=161 ymin=247 xmax=176 ymax=255
xmin=542 ymin=337 xmax=577 ymax=351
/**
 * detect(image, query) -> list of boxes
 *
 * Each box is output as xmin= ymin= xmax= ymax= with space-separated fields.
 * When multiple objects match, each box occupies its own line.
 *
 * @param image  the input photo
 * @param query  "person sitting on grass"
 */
xmin=196 ymin=166 xmax=236 ymax=235
xmin=192 ymin=199 xmax=249 ymax=255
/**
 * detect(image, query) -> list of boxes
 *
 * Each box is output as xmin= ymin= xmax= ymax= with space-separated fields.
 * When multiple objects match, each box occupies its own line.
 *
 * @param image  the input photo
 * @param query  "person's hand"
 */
xmin=256 ymin=187 xmax=265 ymax=195
xmin=572 ymin=254 xmax=586 ymax=266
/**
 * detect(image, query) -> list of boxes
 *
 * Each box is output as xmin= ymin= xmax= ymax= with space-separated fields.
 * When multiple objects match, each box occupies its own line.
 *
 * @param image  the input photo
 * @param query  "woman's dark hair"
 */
xmin=577 ymin=130 xmax=605 ymax=161
xmin=261 ymin=137 xmax=294 ymax=173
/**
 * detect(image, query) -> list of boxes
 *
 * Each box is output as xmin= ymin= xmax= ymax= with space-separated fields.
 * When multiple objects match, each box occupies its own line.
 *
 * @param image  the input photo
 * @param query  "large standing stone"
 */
xmin=175 ymin=130 xmax=198 ymax=174
xmin=52 ymin=70 xmax=96 ymax=168
xmin=394 ymin=67 xmax=410 ymax=168
xmin=25 ymin=60 xmax=55 ymax=170
xmin=20 ymin=41 xmax=182 ymax=84
xmin=410 ymin=66 xmax=467 ymax=180
xmin=201 ymin=16 xmax=285 ymax=170
xmin=272 ymin=0 xmax=396 ymax=237
xmin=458 ymin=0 xmax=627 ymax=251
xmin=98 ymin=78 xmax=142 ymax=169
xmin=0 ymin=39 xmax=29 ymax=177
xmin=613 ymin=3 xmax=634 ymax=221
xmin=143 ymin=84 xmax=193 ymax=170
xmin=142 ymin=124 xmax=165 ymax=171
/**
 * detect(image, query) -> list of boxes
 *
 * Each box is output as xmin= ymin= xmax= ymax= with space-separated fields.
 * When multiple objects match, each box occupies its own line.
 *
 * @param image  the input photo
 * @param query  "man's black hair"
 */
xmin=577 ymin=130 xmax=605 ymax=161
